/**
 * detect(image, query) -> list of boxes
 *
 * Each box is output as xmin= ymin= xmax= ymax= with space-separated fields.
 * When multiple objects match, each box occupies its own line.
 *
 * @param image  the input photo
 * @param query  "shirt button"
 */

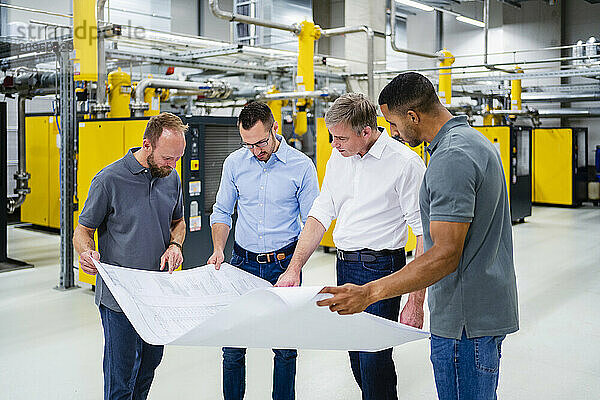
xmin=263 ymin=168 xmax=267 ymax=172
xmin=259 ymin=236 xmax=263 ymax=239
xmin=260 ymin=186 xmax=264 ymax=190
xmin=259 ymin=220 xmax=262 ymax=224
xmin=259 ymin=204 xmax=263 ymax=207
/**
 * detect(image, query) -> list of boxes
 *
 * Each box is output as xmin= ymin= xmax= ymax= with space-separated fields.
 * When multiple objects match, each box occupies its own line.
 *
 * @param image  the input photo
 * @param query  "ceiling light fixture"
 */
xmin=456 ymin=15 xmax=486 ymax=28
xmin=396 ymin=0 xmax=434 ymax=12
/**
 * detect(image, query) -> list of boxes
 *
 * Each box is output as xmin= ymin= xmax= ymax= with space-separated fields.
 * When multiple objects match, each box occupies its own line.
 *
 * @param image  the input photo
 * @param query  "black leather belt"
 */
xmin=234 ymin=241 xmax=297 ymax=264
xmin=336 ymin=248 xmax=405 ymax=263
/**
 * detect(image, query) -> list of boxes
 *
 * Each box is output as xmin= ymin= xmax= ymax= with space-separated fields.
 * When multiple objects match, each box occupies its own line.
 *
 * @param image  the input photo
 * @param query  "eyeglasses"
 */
xmin=240 ymin=128 xmax=273 ymax=149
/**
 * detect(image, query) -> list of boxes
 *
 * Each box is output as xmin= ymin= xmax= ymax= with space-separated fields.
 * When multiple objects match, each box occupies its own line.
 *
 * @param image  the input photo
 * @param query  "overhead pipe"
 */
xmin=208 ymin=0 xmax=300 ymax=34
xmin=482 ymin=0 xmax=514 ymax=74
xmin=390 ymin=3 xmax=443 ymax=60
xmin=537 ymin=108 xmax=600 ymax=118
xmin=488 ymin=108 xmax=600 ymax=118
xmin=321 ymin=26 xmax=376 ymax=100
xmin=0 ymin=3 xmax=72 ymax=19
xmin=7 ymin=96 xmax=31 ymax=214
xmin=522 ymin=92 xmax=600 ymax=103
xmin=258 ymin=90 xmax=339 ymax=101
xmin=132 ymin=78 xmax=232 ymax=116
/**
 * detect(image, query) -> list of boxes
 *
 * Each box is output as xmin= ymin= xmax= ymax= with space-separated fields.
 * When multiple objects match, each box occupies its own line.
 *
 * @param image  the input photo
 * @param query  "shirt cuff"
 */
xmin=209 ymin=213 xmax=232 ymax=228
xmin=77 ymin=216 xmax=98 ymax=230
xmin=308 ymin=209 xmax=333 ymax=232
xmin=429 ymin=214 xmax=473 ymax=223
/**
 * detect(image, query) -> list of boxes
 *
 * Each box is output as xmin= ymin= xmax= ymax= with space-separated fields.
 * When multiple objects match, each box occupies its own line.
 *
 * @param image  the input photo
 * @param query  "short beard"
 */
xmin=147 ymin=151 xmax=172 ymax=178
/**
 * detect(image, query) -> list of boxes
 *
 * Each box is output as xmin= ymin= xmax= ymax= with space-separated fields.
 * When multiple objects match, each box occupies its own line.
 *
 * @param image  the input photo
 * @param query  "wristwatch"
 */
xmin=169 ymin=241 xmax=183 ymax=252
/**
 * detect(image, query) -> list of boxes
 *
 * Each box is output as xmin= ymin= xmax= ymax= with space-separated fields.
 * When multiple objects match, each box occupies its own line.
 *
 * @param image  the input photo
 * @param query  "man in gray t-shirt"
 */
xmin=73 ymin=113 xmax=187 ymax=400
xmin=317 ymin=73 xmax=518 ymax=400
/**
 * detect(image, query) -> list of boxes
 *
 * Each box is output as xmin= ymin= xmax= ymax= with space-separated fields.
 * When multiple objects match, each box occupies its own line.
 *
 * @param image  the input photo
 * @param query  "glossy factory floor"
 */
xmin=1 ymin=206 xmax=599 ymax=400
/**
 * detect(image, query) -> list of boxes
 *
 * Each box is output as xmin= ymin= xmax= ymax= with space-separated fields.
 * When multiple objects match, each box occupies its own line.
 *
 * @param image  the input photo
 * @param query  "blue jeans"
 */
xmin=430 ymin=329 xmax=506 ymax=400
xmin=99 ymin=304 xmax=164 ymax=400
xmin=336 ymin=250 xmax=406 ymax=400
xmin=223 ymin=245 xmax=299 ymax=400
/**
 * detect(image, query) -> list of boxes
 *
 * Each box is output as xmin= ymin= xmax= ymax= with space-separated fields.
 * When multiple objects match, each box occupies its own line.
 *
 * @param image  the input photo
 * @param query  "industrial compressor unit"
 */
xmin=474 ymin=126 xmax=532 ymax=223
xmin=531 ymin=128 xmax=588 ymax=207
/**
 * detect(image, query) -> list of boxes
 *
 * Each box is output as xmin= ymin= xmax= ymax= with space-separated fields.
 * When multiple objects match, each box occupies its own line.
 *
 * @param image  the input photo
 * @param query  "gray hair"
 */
xmin=324 ymin=93 xmax=378 ymax=135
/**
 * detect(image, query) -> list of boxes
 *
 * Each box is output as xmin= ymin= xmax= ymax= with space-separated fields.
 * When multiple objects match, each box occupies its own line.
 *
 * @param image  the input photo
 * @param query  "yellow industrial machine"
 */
xmin=474 ymin=126 xmax=532 ymax=222
xmin=531 ymin=128 xmax=588 ymax=206
xmin=20 ymin=115 xmax=61 ymax=228
xmin=315 ymin=116 xmax=424 ymax=255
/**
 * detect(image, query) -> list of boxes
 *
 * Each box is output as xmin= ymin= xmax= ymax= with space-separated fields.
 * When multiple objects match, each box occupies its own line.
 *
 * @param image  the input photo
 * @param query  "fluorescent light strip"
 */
xmin=456 ymin=15 xmax=485 ymax=28
xmin=397 ymin=0 xmax=434 ymax=12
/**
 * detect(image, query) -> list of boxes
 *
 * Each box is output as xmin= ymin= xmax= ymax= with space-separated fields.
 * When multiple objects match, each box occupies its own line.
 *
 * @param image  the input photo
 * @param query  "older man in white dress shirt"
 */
xmin=275 ymin=93 xmax=426 ymax=400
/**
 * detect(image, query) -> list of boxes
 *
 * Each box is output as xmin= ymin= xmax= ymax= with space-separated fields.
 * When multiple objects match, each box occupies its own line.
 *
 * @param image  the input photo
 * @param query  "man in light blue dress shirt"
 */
xmin=208 ymin=101 xmax=319 ymax=400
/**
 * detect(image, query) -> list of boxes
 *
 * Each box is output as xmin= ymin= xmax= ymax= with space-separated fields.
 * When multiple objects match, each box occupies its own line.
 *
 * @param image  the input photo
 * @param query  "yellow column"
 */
xmin=73 ymin=0 xmax=98 ymax=82
xmin=511 ymin=66 xmax=523 ymax=111
xmin=295 ymin=21 xmax=321 ymax=136
xmin=438 ymin=49 xmax=455 ymax=106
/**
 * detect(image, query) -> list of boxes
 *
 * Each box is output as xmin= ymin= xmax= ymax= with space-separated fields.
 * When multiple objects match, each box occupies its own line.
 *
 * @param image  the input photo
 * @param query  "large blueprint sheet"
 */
xmin=94 ymin=260 xmax=429 ymax=351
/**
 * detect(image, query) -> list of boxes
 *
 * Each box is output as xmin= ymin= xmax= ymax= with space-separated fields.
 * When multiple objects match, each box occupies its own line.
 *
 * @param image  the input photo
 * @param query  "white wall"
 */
xmin=563 ymin=0 xmax=600 ymax=166
xmin=171 ymin=0 xmax=199 ymax=36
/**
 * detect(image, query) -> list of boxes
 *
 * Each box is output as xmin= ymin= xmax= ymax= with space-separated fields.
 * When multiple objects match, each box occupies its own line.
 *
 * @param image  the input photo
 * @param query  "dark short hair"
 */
xmin=143 ymin=112 xmax=188 ymax=147
xmin=238 ymin=101 xmax=274 ymax=131
xmin=378 ymin=72 xmax=439 ymax=115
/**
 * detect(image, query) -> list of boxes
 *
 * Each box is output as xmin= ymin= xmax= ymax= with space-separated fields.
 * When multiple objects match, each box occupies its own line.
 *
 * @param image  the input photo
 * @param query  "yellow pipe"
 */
xmin=266 ymin=86 xmax=287 ymax=135
xmin=438 ymin=49 xmax=455 ymax=106
xmin=107 ymin=68 xmax=131 ymax=118
xmin=511 ymin=66 xmax=523 ymax=111
xmin=72 ymin=0 xmax=97 ymax=82
xmin=295 ymin=20 xmax=321 ymax=136
xmin=143 ymin=75 xmax=160 ymax=116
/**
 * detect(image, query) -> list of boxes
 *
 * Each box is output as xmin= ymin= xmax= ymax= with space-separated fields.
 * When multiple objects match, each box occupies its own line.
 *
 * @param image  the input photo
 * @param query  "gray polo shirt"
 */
xmin=78 ymin=148 xmax=184 ymax=312
xmin=420 ymin=116 xmax=519 ymax=339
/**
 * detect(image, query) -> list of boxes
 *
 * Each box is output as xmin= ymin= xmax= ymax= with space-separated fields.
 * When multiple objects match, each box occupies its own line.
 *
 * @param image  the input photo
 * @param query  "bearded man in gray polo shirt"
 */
xmin=73 ymin=112 xmax=187 ymax=400
xmin=318 ymin=72 xmax=519 ymax=400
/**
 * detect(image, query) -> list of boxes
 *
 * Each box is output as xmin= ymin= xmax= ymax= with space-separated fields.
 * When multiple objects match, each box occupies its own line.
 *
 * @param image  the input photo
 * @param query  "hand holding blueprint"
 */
xmin=94 ymin=260 xmax=429 ymax=351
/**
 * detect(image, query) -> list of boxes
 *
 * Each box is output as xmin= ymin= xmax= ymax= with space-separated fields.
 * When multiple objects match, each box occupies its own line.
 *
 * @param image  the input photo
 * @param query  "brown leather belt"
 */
xmin=234 ymin=241 xmax=297 ymax=264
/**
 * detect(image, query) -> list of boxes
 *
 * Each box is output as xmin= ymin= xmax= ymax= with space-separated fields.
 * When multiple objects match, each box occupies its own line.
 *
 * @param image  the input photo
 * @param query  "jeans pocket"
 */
xmin=474 ymin=336 xmax=502 ymax=373
xmin=362 ymin=259 xmax=393 ymax=274
xmin=229 ymin=253 xmax=244 ymax=267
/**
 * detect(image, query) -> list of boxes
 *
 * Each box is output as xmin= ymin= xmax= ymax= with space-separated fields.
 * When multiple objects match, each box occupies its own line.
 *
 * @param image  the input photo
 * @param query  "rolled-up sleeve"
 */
xmin=308 ymin=158 xmax=336 ymax=231
xmin=297 ymin=162 xmax=320 ymax=224
xmin=210 ymin=155 xmax=238 ymax=228
xmin=397 ymin=156 xmax=426 ymax=236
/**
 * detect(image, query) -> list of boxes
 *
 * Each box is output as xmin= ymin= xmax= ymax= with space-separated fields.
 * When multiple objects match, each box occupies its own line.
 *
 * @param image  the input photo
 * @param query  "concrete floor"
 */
xmin=0 ymin=206 xmax=599 ymax=399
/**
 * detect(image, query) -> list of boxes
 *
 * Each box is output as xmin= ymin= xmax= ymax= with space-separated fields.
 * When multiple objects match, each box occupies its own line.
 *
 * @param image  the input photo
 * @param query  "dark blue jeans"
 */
xmin=336 ymin=250 xmax=406 ymax=400
xmin=223 ymin=246 xmax=299 ymax=400
xmin=430 ymin=329 xmax=506 ymax=400
xmin=99 ymin=304 xmax=164 ymax=400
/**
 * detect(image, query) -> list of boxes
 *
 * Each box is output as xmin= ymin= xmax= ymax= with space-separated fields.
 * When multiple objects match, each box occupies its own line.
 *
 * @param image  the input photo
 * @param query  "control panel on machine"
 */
xmin=187 ymin=126 xmax=202 ymax=232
